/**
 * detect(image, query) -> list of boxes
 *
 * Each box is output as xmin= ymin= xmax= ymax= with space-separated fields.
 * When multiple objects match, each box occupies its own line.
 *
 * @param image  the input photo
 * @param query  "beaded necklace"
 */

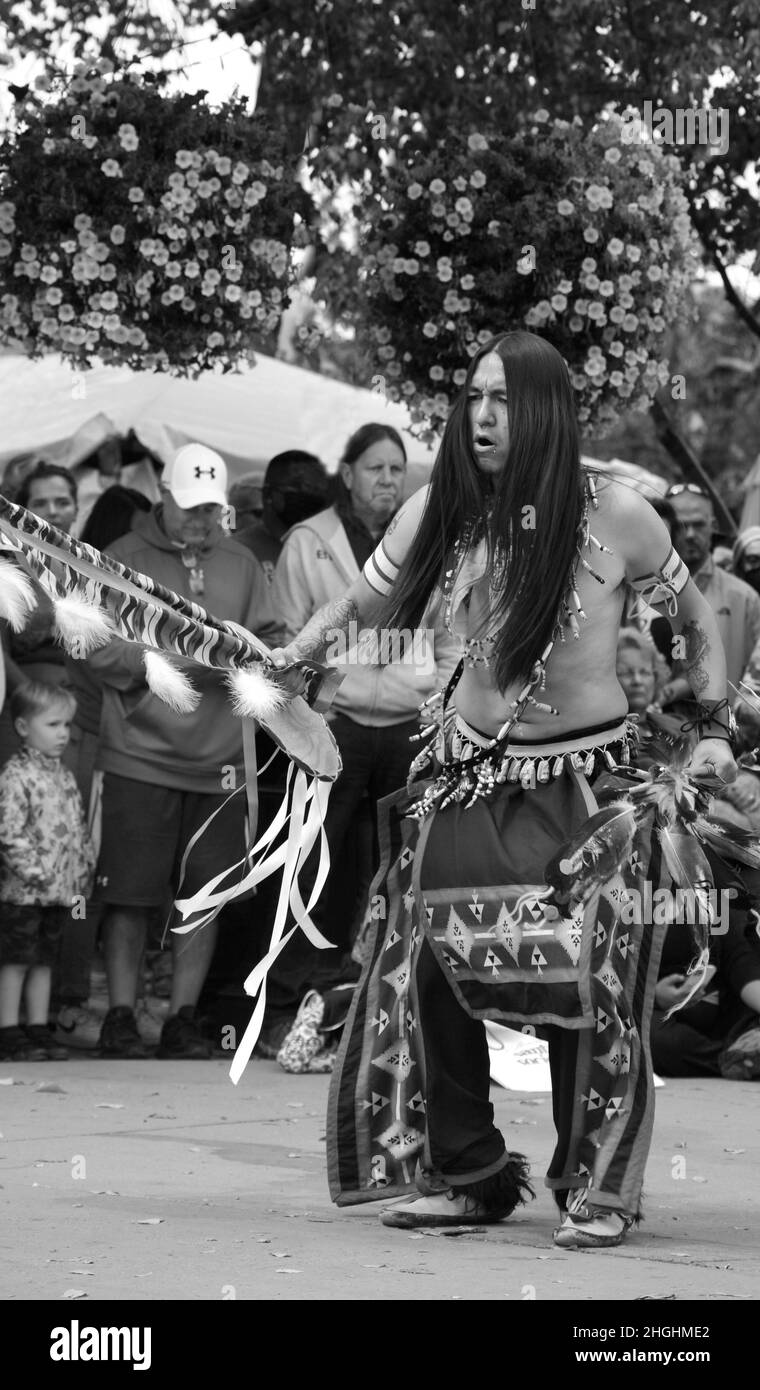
xmin=408 ymin=472 xmax=616 ymax=815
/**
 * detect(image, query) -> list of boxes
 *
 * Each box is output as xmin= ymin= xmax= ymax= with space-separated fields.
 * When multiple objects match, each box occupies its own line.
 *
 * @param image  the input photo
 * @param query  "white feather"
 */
xmin=52 ymin=593 xmax=116 ymax=654
xmin=226 ymin=664 xmax=288 ymax=720
xmin=144 ymin=649 xmax=201 ymax=713
xmin=0 ymin=556 xmax=37 ymax=631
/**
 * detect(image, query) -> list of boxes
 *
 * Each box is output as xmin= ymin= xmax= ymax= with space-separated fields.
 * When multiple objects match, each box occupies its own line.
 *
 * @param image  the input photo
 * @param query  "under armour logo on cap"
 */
xmin=166 ymin=443 xmax=228 ymax=510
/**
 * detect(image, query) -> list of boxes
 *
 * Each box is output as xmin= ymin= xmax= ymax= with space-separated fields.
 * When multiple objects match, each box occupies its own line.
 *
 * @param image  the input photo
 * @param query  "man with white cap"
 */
xmin=85 ymin=443 xmax=281 ymax=1059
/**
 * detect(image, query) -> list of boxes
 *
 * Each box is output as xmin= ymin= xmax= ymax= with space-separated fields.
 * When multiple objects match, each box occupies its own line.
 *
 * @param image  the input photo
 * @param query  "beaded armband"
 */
xmin=679 ymin=698 xmax=738 ymax=747
xmin=628 ymin=546 xmax=689 ymax=618
xmin=362 ymin=540 xmax=400 ymax=598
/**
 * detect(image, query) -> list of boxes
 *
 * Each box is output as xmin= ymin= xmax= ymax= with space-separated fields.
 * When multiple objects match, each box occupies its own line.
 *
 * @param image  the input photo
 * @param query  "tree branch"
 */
xmin=708 ymin=244 xmax=760 ymax=340
xmin=651 ymin=397 xmax=738 ymax=538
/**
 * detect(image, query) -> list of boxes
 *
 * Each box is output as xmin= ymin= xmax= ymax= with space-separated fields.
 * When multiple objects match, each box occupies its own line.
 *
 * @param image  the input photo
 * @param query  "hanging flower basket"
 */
xmin=0 ymin=66 xmax=309 ymax=373
xmin=313 ymin=111 xmax=700 ymax=439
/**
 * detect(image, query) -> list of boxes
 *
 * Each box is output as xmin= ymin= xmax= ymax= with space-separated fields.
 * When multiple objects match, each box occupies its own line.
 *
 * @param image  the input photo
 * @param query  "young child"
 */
xmin=0 ymin=681 xmax=96 ymax=1060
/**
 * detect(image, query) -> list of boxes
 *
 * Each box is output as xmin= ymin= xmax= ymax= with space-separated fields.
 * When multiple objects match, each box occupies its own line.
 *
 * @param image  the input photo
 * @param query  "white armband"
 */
xmin=362 ymin=539 xmax=400 ymax=598
xmin=629 ymin=546 xmax=689 ymax=616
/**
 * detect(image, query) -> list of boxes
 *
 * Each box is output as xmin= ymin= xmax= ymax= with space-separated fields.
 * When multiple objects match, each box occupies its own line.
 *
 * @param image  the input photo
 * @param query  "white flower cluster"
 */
xmin=321 ymin=113 xmax=698 ymax=439
xmin=0 ymin=75 xmax=296 ymax=373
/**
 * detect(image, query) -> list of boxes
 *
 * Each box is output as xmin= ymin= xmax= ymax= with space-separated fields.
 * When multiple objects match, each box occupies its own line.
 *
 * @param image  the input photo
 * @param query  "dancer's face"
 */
xmin=468 ymin=352 xmax=510 ymax=474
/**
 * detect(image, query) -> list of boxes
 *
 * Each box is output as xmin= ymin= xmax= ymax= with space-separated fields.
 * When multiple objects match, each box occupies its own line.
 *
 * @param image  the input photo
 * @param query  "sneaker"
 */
xmin=157 ymin=1006 xmax=212 ymax=1059
xmin=254 ymin=1018 xmax=293 ymax=1060
xmin=0 ymin=1025 xmax=48 ymax=1062
xmin=24 ymin=1025 xmax=69 ymax=1060
xmin=98 ymin=1006 xmax=148 ymax=1059
xmin=719 ymin=1025 xmax=760 ymax=1080
xmin=53 ymin=1004 xmax=103 ymax=1050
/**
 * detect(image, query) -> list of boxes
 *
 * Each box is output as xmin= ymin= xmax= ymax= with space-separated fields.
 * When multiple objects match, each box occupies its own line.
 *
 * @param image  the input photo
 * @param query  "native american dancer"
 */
xmin=268 ymin=331 xmax=747 ymax=1250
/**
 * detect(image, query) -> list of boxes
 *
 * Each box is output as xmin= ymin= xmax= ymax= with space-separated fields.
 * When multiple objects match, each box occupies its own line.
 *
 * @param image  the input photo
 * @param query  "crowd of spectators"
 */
xmin=1 ymin=449 xmax=760 ymax=1080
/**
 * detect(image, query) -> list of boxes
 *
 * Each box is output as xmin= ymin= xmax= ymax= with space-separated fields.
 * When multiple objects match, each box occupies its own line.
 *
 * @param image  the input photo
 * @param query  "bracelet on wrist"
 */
xmin=680 ymin=698 xmax=737 ymax=748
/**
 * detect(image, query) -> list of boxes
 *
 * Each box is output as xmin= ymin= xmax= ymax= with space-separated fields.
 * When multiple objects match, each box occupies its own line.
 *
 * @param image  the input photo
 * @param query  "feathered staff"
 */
xmin=0 ymin=492 xmax=340 ymax=779
xmin=0 ymin=491 xmax=343 ymax=1080
xmin=545 ymin=730 xmax=760 ymax=1013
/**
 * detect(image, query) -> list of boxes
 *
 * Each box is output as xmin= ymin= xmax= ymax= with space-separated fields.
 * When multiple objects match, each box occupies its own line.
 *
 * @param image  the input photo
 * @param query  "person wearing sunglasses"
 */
xmin=661 ymin=484 xmax=760 ymax=710
xmin=232 ymin=452 xmax=330 ymax=584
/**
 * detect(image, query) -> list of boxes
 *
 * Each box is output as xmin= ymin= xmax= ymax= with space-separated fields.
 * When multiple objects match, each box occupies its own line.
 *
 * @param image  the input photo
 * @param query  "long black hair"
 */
xmin=379 ymin=331 xmax=584 ymax=693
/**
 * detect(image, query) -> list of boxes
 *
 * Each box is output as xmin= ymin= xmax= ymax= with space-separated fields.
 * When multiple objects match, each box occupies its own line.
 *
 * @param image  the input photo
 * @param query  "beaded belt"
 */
xmin=407 ymin=710 xmax=635 ymax=817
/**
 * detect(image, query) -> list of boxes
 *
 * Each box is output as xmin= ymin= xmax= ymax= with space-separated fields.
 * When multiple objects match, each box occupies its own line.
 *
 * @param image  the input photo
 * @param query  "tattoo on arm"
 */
xmin=289 ymin=596 xmax=361 ymax=663
xmin=384 ymin=513 xmax=400 ymax=538
xmin=681 ymin=620 xmax=710 ymax=696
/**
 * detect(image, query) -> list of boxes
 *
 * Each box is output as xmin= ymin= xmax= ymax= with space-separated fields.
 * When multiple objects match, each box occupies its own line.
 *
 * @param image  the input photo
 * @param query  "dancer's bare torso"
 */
xmin=376 ymin=474 xmax=674 ymax=741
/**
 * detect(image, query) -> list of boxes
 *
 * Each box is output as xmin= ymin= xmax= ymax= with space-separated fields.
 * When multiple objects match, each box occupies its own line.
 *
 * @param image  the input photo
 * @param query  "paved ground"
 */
xmin=1 ymin=1051 xmax=758 ymax=1304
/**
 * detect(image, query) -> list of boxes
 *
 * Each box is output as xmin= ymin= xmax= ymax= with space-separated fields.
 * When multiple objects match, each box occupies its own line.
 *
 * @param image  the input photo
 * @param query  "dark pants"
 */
xmin=265 ymin=714 xmax=418 ymax=1024
xmin=417 ymin=940 xmax=581 ymax=1187
xmin=651 ymin=998 xmax=756 ymax=1077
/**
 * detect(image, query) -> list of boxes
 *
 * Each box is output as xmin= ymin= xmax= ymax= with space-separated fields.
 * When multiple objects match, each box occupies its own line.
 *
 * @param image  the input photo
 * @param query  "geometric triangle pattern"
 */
xmin=381 ymin=957 xmax=411 ymax=998
xmin=331 ymin=761 xmax=668 ymax=1223
xmin=361 ymin=1092 xmax=390 ymax=1116
xmin=595 ymin=1040 xmax=632 ymax=1077
xmin=444 ymin=907 xmax=476 ymax=964
xmin=491 ymin=903 xmax=522 ymax=962
xmin=594 ymin=960 xmax=623 ymax=997
xmin=371 ymin=1038 xmax=415 ymax=1082
xmin=377 ymin=1118 xmax=425 ymax=1158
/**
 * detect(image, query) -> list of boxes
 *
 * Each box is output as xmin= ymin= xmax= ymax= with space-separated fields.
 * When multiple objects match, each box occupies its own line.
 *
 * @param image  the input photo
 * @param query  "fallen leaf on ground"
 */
xmin=95 ymin=1103 xmax=124 ymax=1109
xmin=440 ymin=1226 xmax=488 ymax=1237
xmin=724 ymin=1148 xmax=746 ymax=1155
xmin=35 ymin=1082 xmax=66 ymax=1094
xmin=136 ymin=1218 xmax=164 ymax=1225
xmin=63 ymin=1289 xmax=87 ymax=1299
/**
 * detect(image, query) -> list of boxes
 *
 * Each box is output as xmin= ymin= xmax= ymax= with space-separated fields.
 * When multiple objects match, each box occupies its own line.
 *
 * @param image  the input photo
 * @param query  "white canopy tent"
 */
xmin=0 ymin=351 xmax=666 ymax=511
xmin=0 ymin=350 xmax=437 ymax=486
